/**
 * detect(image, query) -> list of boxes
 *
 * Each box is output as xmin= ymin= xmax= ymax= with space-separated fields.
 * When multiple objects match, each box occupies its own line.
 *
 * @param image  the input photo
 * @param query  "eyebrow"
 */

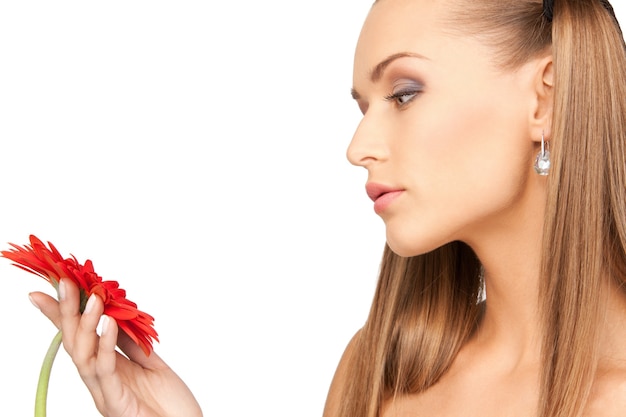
xmin=351 ymin=51 xmax=430 ymax=100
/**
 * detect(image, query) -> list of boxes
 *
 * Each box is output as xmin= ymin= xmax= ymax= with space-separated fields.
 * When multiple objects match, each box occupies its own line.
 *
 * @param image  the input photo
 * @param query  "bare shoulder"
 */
xmin=322 ymin=329 xmax=362 ymax=417
xmin=586 ymin=364 xmax=626 ymax=416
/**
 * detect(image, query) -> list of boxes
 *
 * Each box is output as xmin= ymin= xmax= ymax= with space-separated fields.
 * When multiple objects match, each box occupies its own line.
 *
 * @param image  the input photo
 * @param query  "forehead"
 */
xmin=355 ymin=0 xmax=443 ymax=59
xmin=353 ymin=0 xmax=475 ymax=79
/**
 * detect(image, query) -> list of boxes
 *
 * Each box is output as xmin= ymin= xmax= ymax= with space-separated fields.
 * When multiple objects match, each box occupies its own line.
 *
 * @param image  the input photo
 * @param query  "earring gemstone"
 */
xmin=534 ymin=150 xmax=551 ymax=176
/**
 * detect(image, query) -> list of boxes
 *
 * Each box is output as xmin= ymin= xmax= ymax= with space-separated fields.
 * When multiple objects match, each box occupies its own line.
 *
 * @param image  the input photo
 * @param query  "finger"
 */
xmin=58 ymin=279 xmax=82 ymax=354
xmin=72 ymin=294 xmax=104 ymax=371
xmin=95 ymin=316 xmax=126 ymax=406
xmin=29 ymin=292 xmax=61 ymax=328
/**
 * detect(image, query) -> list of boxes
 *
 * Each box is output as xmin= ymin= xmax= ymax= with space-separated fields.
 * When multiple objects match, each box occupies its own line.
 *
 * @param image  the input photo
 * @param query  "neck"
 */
xmin=463 ymin=176 xmax=547 ymax=369
xmin=475 ymin=240 xmax=543 ymax=368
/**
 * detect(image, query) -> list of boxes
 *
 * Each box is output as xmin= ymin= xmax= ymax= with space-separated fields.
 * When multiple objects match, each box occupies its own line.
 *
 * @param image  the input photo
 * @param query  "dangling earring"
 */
xmin=534 ymin=132 xmax=550 ymax=176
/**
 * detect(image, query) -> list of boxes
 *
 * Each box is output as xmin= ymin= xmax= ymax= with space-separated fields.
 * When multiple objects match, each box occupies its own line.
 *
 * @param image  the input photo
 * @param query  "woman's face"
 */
xmin=348 ymin=0 xmax=544 ymax=257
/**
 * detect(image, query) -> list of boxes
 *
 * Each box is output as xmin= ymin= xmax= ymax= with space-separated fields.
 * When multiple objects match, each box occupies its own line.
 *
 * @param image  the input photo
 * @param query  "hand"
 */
xmin=30 ymin=279 xmax=203 ymax=417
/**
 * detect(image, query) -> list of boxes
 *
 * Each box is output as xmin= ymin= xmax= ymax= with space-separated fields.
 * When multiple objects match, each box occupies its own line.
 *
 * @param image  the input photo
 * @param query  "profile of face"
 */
xmin=348 ymin=0 xmax=550 ymax=257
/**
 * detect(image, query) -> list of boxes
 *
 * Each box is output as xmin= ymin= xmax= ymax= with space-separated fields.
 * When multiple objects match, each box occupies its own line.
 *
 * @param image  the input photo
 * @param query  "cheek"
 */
xmin=414 ymin=91 xmax=530 ymax=183
xmin=389 ymin=96 xmax=498 ymax=181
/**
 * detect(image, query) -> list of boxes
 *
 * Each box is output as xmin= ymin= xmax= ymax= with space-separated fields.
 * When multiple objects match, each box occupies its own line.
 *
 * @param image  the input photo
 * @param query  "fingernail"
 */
xmin=28 ymin=294 xmax=40 ymax=310
xmin=100 ymin=315 xmax=110 ymax=336
xmin=58 ymin=280 xmax=66 ymax=301
xmin=84 ymin=294 xmax=96 ymax=314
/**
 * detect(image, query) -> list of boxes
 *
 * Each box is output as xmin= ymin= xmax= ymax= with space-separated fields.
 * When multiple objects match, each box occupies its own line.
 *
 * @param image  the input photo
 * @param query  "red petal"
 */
xmin=3 ymin=236 xmax=158 ymax=355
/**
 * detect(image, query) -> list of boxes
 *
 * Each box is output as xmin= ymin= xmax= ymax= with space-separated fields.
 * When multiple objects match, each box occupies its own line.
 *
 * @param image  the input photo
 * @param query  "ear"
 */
xmin=529 ymin=54 xmax=554 ymax=142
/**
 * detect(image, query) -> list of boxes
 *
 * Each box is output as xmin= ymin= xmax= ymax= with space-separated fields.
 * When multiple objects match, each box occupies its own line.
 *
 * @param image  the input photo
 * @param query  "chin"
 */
xmin=386 ymin=229 xmax=452 ymax=258
xmin=386 ymin=238 xmax=435 ymax=258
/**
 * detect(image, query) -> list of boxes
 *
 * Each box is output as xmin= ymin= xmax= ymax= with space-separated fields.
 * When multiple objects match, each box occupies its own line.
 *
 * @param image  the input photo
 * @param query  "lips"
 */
xmin=365 ymin=183 xmax=404 ymax=214
xmin=365 ymin=183 xmax=403 ymax=202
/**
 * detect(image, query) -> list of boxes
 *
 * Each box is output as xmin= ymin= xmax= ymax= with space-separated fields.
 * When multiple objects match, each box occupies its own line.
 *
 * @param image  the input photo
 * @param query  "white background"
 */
xmin=0 ymin=2 xmax=625 ymax=416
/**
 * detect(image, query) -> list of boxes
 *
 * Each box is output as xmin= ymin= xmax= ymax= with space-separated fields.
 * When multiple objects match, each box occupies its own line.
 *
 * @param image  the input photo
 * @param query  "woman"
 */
xmin=325 ymin=0 xmax=626 ymax=416
xmin=30 ymin=0 xmax=626 ymax=416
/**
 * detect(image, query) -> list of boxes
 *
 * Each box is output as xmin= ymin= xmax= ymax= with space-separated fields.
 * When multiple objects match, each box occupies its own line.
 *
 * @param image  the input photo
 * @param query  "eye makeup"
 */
xmin=385 ymin=79 xmax=424 ymax=107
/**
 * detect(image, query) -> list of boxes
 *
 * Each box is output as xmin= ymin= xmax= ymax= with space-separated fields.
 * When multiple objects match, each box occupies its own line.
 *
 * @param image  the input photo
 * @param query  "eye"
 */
xmin=384 ymin=80 xmax=423 ymax=108
xmin=385 ymin=90 xmax=420 ymax=106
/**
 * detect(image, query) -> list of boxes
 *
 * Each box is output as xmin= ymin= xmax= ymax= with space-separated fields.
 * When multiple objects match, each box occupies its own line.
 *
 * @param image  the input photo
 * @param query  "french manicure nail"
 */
xmin=84 ymin=294 xmax=96 ymax=314
xmin=28 ymin=294 xmax=40 ymax=310
xmin=58 ymin=280 xmax=66 ymax=301
xmin=101 ymin=316 xmax=110 ymax=336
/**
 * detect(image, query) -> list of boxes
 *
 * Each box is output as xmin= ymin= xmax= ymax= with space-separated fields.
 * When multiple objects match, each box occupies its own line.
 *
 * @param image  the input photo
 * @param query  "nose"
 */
xmin=346 ymin=114 xmax=388 ymax=168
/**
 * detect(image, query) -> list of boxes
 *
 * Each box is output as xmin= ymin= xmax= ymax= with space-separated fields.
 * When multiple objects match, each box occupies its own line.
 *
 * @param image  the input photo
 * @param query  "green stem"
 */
xmin=35 ymin=330 xmax=63 ymax=417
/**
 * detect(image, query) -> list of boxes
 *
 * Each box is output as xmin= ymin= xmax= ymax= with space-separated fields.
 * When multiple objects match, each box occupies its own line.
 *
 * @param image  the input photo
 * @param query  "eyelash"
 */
xmin=384 ymin=89 xmax=422 ymax=107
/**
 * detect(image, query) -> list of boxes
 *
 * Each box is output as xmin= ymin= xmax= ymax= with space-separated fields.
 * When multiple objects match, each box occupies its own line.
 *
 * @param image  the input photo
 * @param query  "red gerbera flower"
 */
xmin=2 ymin=234 xmax=158 ymax=356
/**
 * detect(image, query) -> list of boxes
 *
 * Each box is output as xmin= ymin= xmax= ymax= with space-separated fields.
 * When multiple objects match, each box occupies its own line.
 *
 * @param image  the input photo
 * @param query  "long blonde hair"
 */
xmin=340 ymin=1 xmax=626 ymax=416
